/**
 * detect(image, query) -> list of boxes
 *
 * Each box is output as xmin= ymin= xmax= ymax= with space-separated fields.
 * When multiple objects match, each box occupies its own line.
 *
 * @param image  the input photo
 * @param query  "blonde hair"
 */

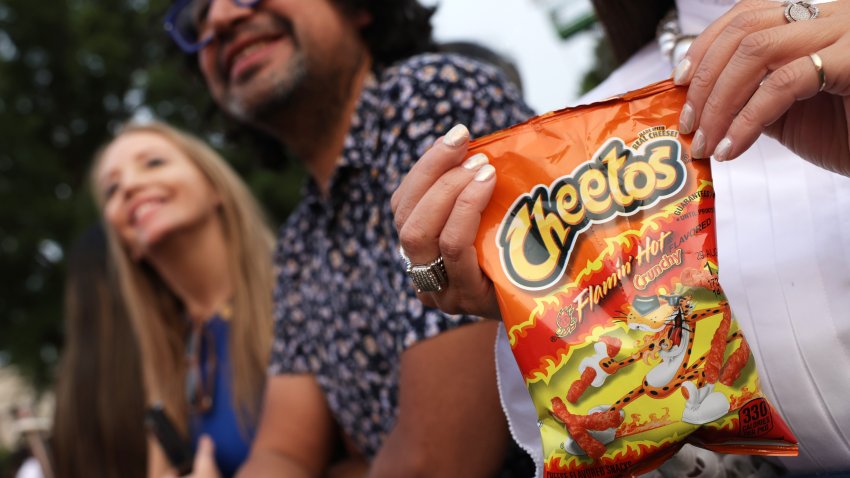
xmin=90 ymin=121 xmax=274 ymax=431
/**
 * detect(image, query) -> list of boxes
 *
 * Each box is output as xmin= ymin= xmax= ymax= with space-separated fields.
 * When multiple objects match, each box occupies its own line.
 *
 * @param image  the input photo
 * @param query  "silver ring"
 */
xmin=784 ymin=1 xmax=819 ymax=22
xmin=809 ymin=53 xmax=826 ymax=92
xmin=406 ymin=255 xmax=449 ymax=293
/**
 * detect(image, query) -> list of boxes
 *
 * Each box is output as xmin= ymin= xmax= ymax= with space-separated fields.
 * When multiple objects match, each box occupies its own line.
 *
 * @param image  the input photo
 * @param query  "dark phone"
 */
xmin=145 ymin=403 xmax=194 ymax=475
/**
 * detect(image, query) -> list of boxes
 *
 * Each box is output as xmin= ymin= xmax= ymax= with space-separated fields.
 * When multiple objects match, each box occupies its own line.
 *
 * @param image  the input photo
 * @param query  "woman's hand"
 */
xmin=391 ymin=124 xmax=501 ymax=319
xmin=166 ymin=436 xmax=220 ymax=478
xmin=675 ymin=0 xmax=850 ymax=176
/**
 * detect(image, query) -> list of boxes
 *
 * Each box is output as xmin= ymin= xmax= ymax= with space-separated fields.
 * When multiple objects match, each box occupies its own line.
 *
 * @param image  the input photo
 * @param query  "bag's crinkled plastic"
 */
xmin=471 ymin=80 xmax=797 ymax=477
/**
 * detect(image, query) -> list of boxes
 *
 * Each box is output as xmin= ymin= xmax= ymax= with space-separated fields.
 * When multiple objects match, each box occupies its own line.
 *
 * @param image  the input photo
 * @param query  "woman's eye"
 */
xmin=104 ymin=183 xmax=118 ymax=199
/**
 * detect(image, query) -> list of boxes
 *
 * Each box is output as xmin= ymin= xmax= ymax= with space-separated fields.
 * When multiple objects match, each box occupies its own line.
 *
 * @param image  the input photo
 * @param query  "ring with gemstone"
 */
xmin=784 ymin=1 xmax=819 ymax=22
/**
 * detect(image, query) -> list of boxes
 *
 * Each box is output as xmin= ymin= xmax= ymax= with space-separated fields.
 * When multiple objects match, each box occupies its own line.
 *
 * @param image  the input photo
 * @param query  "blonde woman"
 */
xmin=91 ymin=121 xmax=274 ymax=477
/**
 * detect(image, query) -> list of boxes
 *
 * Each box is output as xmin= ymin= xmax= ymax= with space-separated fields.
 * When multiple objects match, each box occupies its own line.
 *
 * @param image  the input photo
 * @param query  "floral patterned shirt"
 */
xmin=269 ymin=53 xmax=534 ymax=463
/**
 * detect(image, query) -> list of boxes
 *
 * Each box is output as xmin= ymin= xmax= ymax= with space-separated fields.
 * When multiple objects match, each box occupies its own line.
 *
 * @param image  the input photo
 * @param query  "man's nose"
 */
xmin=205 ymin=0 xmax=255 ymax=37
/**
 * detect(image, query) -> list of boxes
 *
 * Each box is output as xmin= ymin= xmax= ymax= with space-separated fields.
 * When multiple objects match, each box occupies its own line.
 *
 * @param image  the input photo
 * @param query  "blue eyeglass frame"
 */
xmin=164 ymin=0 xmax=263 ymax=54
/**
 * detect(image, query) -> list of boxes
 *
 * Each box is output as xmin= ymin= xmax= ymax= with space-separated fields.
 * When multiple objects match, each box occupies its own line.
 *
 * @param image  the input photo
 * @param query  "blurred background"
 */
xmin=0 ymin=0 xmax=612 ymax=471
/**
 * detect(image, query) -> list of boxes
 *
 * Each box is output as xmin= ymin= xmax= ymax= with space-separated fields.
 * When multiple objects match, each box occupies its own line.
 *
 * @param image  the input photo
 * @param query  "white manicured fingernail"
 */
xmin=714 ymin=137 xmax=733 ymax=162
xmin=474 ymin=164 xmax=496 ymax=182
xmin=679 ymin=103 xmax=695 ymax=135
xmin=462 ymin=153 xmax=489 ymax=170
xmin=673 ymin=58 xmax=691 ymax=85
xmin=692 ymin=129 xmax=706 ymax=158
xmin=443 ymin=124 xmax=470 ymax=147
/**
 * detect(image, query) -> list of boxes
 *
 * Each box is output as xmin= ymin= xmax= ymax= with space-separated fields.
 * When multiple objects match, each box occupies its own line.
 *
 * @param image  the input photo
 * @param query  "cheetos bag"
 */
xmin=471 ymin=80 xmax=797 ymax=477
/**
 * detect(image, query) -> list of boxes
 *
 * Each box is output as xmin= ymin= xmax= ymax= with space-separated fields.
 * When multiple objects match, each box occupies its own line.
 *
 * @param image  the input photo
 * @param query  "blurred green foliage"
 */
xmin=0 ymin=0 xmax=303 ymax=391
xmin=541 ymin=0 xmax=615 ymax=95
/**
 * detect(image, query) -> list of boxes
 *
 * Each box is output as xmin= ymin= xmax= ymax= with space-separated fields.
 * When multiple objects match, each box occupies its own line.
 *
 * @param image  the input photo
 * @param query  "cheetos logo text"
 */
xmin=497 ymin=136 xmax=687 ymax=291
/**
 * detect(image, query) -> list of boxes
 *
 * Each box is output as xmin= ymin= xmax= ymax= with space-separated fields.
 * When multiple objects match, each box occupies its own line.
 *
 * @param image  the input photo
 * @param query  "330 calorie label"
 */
xmin=740 ymin=398 xmax=774 ymax=437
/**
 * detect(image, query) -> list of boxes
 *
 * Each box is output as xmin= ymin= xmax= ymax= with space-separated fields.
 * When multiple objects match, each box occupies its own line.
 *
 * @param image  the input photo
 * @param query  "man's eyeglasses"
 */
xmin=164 ymin=0 xmax=262 ymax=54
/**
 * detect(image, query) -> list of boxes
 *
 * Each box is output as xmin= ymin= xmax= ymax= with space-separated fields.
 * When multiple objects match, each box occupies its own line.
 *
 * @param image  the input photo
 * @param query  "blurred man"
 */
xmin=164 ymin=0 xmax=533 ymax=475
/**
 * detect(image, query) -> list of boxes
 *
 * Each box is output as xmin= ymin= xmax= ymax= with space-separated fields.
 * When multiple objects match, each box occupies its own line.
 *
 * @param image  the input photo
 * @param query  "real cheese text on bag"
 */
xmin=471 ymin=80 xmax=797 ymax=477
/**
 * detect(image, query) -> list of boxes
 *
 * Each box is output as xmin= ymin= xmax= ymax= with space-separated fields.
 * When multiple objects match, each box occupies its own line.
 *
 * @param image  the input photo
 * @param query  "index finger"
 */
xmin=697 ymin=17 xmax=837 ymax=158
xmin=673 ymin=0 xmax=774 ymax=86
xmin=391 ymin=124 xmax=471 ymax=228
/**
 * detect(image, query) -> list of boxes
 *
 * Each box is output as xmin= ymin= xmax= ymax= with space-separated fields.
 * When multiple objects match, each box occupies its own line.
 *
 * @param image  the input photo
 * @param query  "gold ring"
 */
xmin=809 ymin=53 xmax=826 ymax=92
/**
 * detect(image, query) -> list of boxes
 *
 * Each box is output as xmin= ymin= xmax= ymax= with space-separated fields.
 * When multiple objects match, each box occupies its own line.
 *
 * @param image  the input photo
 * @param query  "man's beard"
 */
xmin=224 ymin=50 xmax=309 ymax=124
xmin=223 ymin=43 xmax=367 ymax=155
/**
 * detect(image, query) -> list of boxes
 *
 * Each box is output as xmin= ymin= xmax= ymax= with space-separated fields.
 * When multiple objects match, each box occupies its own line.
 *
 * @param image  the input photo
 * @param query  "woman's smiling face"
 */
xmin=96 ymin=131 xmax=221 ymax=258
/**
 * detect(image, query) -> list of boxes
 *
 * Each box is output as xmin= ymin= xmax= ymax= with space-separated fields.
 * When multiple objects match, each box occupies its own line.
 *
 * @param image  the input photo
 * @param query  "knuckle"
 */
xmin=765 ymin=66 xmax=799 ymax=91
xmin=735 ymin=105 xmax=762 ymax=128
xmin=702 ymin=95 xmax=725 ymax=120
xmin=451 ymin=193 xmax=479 ymax=221
xmin=832 ymin=71 xmax=850 ymax=95
xmin=434 ymin=172 xmax=461 ymax=195
xmin=728 ymin=9 xmax=763 ymax=34
xmin=454 ymin=191 xmax=479 ymax=212
xmin=690 ymin=67 xmax=715 ymax=91
xmin=393 ymin=211 xmax=406 ymax=235
xmin=399 ymin=221 xmax=432 ymax=253
xmin=438 ymin=233 xmax=465 ymax=263
xmin=738 ymin=31 xmax=772 ymax=60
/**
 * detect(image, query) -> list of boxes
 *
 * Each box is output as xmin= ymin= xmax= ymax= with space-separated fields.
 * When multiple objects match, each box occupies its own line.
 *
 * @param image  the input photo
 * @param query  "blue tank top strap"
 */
xmin=188 ymin=314 xmax=256 ymax=477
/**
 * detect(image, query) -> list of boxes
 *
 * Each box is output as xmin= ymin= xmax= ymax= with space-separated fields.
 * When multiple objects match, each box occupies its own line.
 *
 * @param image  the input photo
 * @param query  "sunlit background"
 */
xmin=426 ymin=0 xmax=596 ymax=113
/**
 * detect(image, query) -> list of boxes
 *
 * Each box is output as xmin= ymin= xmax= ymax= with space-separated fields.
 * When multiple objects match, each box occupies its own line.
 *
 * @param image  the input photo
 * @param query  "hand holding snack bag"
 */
xmin=469 ymin=80 xmax=797 ymax=477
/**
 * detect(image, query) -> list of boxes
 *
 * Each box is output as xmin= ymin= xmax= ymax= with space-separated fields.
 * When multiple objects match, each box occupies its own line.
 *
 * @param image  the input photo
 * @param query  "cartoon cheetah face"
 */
xmin=624 ymin=303 xmax=675 ymax=332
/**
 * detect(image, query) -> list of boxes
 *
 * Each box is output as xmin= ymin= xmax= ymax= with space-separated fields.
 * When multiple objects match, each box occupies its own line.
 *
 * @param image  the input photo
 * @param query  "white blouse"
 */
xmin=495 ymin=0 xmax=850 ymax=475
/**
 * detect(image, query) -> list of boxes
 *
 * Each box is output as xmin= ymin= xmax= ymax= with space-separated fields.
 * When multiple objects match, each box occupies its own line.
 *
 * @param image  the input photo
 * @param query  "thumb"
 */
xmin=197 ymin=435 xmax=215 ymax=456
xmin=192 ymin=435 xmax=219 ymax=477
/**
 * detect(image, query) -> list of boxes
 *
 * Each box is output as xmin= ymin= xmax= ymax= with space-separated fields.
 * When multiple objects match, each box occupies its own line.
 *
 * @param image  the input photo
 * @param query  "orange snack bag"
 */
xmin=471 ymin=80 xmax=797 ymax=477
